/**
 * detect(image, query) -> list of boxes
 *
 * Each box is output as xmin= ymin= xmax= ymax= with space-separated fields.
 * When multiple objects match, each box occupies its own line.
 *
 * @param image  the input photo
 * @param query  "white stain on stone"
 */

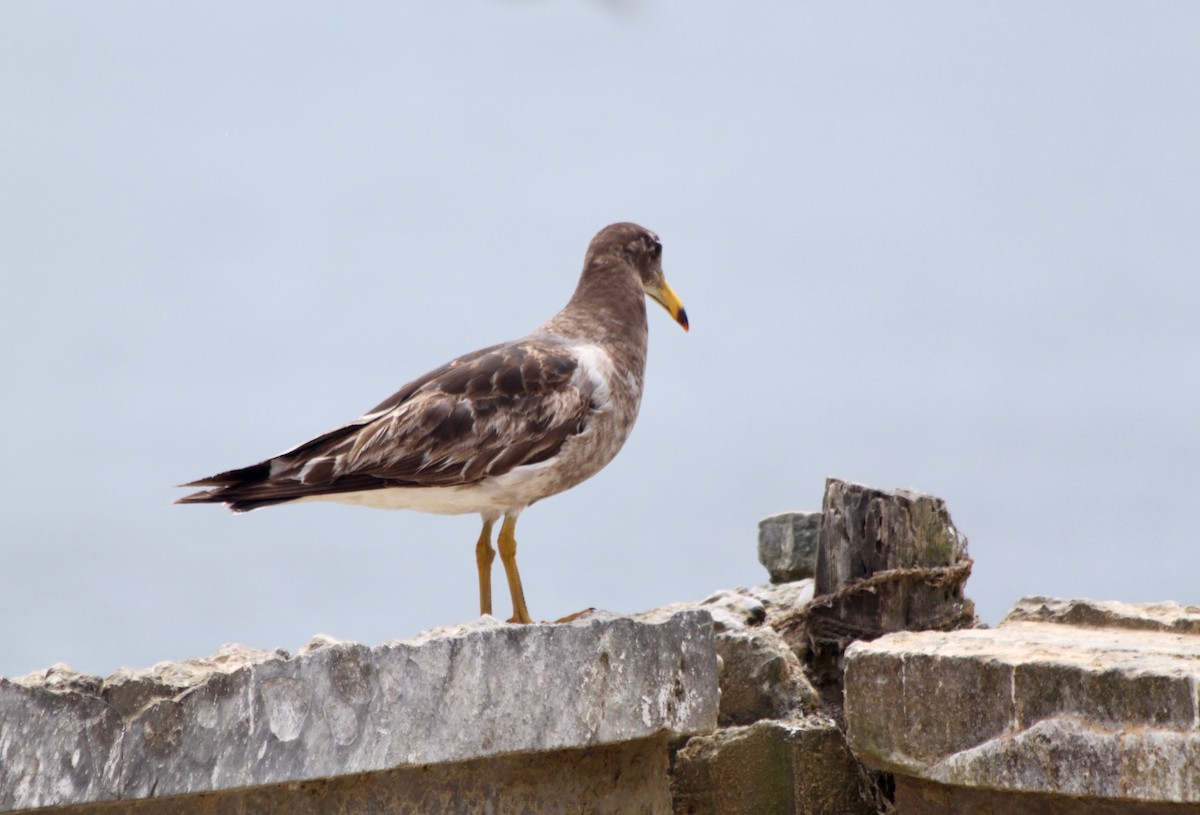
xmin=194 ymin=697 xmax=218 ymax=730
xmin=323 ymin=696 xmax=359 ymax=747
xmin=377 ymin=664 xmax=404 ymax=704
xmin=260 ymin=677 xmax=311 ymax=742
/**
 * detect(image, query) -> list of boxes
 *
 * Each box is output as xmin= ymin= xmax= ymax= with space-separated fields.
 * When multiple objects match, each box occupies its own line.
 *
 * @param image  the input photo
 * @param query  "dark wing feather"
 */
xmin=176 ymin=338 xmax=593 ymax=511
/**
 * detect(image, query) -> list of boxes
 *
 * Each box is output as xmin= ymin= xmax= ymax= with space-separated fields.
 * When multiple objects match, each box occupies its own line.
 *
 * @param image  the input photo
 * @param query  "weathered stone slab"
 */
xmin=757 ymin=511 xmax=820 ymax=583
xmin=844 ymin=596 xmax=1200 ymax=804
xmin=47 ymin=736 xmax=674 ymax=815
xmin=893 ymin=775 xmax=1200 ymax=815
xmin=715 ymin=627 xmax=816 ymax=727
xmin=638 ymin=585 xmax=818 ymax=728
xmin=694 ymin=581 xmax=816 ymax=632
xmin=0 ymin=610 xmax=718 ymax=812
xmin=671 ymin=716 xmax=877 ymax=815
xmin=1004 ymin=595 xmax=1200 ymax=635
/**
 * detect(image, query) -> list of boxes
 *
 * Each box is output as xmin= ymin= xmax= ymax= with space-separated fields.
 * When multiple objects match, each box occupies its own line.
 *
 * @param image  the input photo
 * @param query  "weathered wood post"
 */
xmin=782 ymin=478 xmax=976 ymax=688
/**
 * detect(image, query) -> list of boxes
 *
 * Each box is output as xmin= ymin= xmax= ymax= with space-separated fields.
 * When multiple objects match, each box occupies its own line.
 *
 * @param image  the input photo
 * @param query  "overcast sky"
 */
xmin=3 ymin=2 xmax=1197 ymax=678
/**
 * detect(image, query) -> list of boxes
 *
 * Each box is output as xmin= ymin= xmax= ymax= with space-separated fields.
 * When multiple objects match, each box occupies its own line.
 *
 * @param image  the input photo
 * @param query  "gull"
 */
xmin=178 ymin=222 xmax=688 ymax=623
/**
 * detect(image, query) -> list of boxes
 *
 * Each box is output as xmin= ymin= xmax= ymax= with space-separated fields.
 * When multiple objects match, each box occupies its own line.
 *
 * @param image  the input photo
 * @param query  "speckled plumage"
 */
xmin=179 ymin=222 xmax=679 ymax=515
xmin=178 ymin=222 xmax=688 ymax=622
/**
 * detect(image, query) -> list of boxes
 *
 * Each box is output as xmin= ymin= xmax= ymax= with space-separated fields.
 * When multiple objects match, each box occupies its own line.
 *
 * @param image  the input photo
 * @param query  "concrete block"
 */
xmin=668 ymin=585 xmax=818 ymax=727
xmin=715 ymin=627 xmax=816 ymax=728
xmin=38 ymin=736 xmax=675 ymax=815
xmin=893 ymin=775 xmax=1200 ymax=815
xmin=844 ymin=596 xmax=1200 ymax=804
xmin=757 ymin=512 xmax=820 ymax=583
xmin=1004 ymin=595 xmax=1200 ymax=635
xmin=0 ymin=610 xmax=718 ymax=812
xmin=672 ymin=716 xmax=876 ymax=815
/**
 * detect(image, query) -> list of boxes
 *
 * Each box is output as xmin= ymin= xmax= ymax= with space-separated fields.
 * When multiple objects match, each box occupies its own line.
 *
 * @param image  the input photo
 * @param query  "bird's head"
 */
xmin=589 ymin=222 xmax=689 ymax=332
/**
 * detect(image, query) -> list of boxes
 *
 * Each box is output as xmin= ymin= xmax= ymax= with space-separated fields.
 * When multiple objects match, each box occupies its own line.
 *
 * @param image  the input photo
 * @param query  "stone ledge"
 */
xmin=892 ymin=775 xmax=1200 ymax=815
xmin=843 ymin=595 xmax=1200 ymax=804
xmin=0 ymin=610 xmax=718 ymax=812
xmin=37 ymin=736 xmax=675 ymax=815
xmin=1004 ymin=595 xmax=1200 ymax=635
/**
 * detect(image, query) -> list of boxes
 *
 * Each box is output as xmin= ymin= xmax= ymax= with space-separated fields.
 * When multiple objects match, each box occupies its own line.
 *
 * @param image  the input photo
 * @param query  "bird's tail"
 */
xmin=175 ymin=461 xmax=291 ymax=512
xmin=177 ymin=457 xmax=395 ymax=512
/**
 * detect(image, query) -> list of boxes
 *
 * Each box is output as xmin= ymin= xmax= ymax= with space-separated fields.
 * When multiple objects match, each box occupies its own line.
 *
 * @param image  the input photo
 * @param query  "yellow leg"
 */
xmin=475 ymin=519 xmax=496 ymax=617
xmin=498 ymin=514 xmax=533 ymax=624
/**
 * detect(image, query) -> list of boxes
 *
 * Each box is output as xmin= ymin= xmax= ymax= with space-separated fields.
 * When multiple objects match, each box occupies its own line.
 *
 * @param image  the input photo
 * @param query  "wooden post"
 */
xmin=799 ymin=478 xmax=976 ymax=686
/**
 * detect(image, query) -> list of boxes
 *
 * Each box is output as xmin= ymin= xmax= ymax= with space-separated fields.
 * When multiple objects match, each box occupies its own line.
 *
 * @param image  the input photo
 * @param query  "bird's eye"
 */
xmin=650 ymin=241 xmax=662 ymax=258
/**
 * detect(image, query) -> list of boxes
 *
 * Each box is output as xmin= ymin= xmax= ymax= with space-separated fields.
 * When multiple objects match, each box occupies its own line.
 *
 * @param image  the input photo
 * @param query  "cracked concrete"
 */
xmin=0 ymin=610 xmax=718 ymax=811
xmin=844 ymin=596 xmax=1200 ymax=804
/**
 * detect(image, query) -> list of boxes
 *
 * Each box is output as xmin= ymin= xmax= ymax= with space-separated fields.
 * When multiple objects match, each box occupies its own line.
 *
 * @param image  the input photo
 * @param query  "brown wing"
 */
xmin=177 ymin=338 xmax=594 ymax=511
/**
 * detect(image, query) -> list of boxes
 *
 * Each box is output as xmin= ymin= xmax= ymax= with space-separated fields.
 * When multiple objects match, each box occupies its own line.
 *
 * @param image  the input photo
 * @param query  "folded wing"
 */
xmin=177 ymin=338 xmax=594 ymax=511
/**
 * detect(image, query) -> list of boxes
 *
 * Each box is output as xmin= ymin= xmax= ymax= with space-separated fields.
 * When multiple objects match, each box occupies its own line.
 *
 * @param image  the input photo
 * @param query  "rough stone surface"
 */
xmin=844 ymin=596 xmax=1200 ymax=803
xmin=671 ymin=716 xmax=877 ymax=815
xmin=650 ymin=583 xmax=819 ymax=727
xmin=894 ymin=776 xmax=1200 ymax=815
xmin=1004 ymin=595 xmax=1200 ymax=635
xmin=715 ymin=627 xmax=816 ymax=727
xmin=11 ymin=644 xmax=291 ymax=719
xmin=696 ymin=581 xmax=815 ymax=632
xmin=46 ymin=736 xmax=673 ymax=815
xmin=757 ymin=512 xmax=821 ymax=583
xmin=0 ymin=610 xmax=718 ymax=812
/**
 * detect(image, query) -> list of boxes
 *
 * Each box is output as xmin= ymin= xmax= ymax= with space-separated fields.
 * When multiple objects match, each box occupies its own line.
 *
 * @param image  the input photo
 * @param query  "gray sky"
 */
xmin=2 ymin=2 xmax=1197 ymax=678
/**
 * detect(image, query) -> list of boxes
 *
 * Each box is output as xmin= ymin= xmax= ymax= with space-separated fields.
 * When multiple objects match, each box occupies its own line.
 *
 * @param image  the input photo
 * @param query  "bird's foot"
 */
xmin=553 ymin=607 xmax=597 ymax=624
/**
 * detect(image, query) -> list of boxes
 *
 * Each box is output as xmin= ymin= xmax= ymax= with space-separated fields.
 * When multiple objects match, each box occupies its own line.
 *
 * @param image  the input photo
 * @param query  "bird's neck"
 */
xmin=542 ymin=256 xmax=649 ymax=362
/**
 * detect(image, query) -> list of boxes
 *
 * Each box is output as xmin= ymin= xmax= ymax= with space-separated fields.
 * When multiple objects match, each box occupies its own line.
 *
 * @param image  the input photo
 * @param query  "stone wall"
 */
xmin=845 ymin=597 xmax=1200 ymax=813
xmin=3 ymin=478 xmax=1197 ymax=814
xmin=1 ymin=612 xmax=717 ymax=814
